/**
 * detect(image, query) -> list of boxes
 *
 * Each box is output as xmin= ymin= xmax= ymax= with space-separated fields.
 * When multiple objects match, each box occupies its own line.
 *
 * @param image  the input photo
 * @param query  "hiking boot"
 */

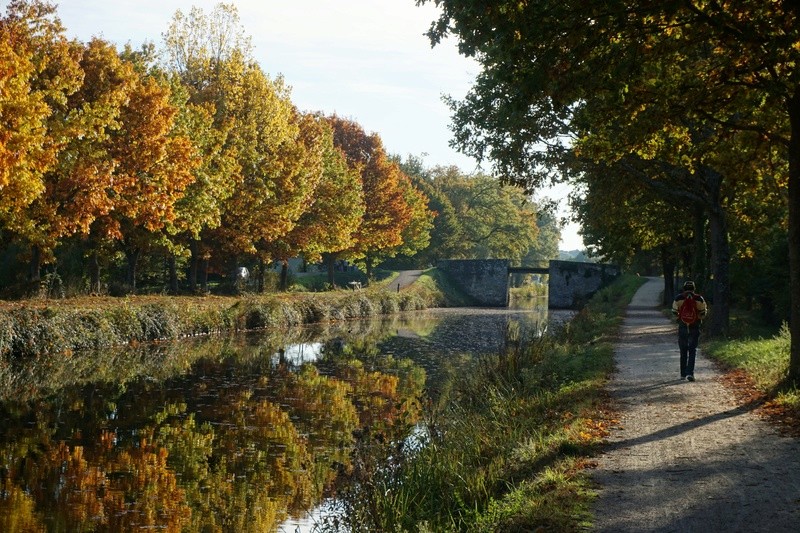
xmin=687 ymin=375 xmax=695 ymax=382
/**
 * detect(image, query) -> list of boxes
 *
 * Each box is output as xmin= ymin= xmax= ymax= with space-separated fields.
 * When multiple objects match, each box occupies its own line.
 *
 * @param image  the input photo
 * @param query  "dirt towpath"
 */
xmin=386 ymin=270 xmax=423 ymax=291
xmin=592 ymin=277 xmax=800 ymax=532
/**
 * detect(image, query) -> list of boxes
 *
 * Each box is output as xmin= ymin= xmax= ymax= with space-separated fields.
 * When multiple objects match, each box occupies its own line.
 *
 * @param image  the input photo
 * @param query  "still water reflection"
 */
xmin=0 ymin=303 xmax=570 ymax=532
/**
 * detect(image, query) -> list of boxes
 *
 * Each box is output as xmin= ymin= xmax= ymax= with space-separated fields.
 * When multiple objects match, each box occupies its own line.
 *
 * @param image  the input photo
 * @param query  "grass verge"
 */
xmin=705 ymin=322 xmax=800 ymax=428
xmin=324 ymin=274 xmax=645 ymax=532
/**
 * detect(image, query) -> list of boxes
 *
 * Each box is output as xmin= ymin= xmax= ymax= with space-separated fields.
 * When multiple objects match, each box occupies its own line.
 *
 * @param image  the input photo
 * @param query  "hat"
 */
xmin=683 ymin=280 xmax=696 ymax=291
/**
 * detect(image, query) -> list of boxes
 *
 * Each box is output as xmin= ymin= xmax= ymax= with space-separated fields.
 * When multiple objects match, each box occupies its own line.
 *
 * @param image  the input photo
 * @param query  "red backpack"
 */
xmin=678 ymin=291 xmax=699 ymax=325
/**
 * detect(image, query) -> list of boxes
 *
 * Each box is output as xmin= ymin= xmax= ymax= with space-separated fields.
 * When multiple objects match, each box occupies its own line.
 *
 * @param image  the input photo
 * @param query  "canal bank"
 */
xmin=312 ymin=274 xmax=646 ymax=532
xmin=0 ymin=273 xmax=645 ymax=532
xmin=0 ymin=288 xmax=586 ymax=532
xmin=0 ymin=275 xmax=444 ymax=360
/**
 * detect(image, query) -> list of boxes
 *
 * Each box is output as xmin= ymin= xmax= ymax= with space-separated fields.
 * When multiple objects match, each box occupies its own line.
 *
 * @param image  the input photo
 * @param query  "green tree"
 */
xmin=525 ymin=205 xmax=560 ymax=262
xmin=419 ymin=1 xmax=797 ymax=371
xmin=437 ymin=173 xmax=540 ymax=263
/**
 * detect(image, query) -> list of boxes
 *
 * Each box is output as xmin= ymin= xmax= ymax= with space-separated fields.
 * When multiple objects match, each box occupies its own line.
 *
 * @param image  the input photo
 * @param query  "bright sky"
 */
xmin=20 ymin=0 xmax=584 ymax=249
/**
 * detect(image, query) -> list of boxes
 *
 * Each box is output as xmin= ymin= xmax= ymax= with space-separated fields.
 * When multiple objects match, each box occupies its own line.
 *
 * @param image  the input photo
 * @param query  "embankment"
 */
xmin=0 ymin=284 xmax=441 ymax=359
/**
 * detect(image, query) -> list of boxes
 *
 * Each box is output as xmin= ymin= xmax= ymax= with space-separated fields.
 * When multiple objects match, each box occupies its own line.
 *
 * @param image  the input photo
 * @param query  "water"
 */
xmin=0 ymin=301 xmax=570 ymax=532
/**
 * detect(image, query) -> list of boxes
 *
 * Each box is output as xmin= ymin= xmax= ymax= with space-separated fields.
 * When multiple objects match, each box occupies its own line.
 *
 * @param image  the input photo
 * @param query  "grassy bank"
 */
xmin=705 ymin=321 xmax=800 ymax=419
xmin=326 ymin=274 xmax=645 ymax=532
xmin=0 ymin=275 xmax=446 ymax=360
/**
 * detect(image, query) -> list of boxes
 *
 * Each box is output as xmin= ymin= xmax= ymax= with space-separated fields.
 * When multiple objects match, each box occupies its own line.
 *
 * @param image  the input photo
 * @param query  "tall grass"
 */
xmin=322 ymin=274 xmax=645 ymax=532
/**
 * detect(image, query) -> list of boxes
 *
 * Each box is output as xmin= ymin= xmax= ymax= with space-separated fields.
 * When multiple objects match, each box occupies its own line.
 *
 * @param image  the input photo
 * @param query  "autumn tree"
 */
xmin=99 ymin=63 xmax=197 ymax=291
xmin=163 ymin=4 xmax=320 ymax=291
xmin=262 ymin=114 xmax=365 ymax=290
xmin=0 ymin=0 xmax=83 ymax=282
xmin=398 ymin=158 xmax=468 ymax=266
xmin=382 ymin=170 xmax=435 ymax=267
xmin=207 ymin=64 xmax=313 ymax=279
xmin=161 ymin=2 xmax=251 ymax=289
xmin=117 ymin=43 xmax=239 ymax=293
xmin=327 ymin=115 xmax=413 ymax=280
xmin=161 ymin=74 xmax=238 ymax=293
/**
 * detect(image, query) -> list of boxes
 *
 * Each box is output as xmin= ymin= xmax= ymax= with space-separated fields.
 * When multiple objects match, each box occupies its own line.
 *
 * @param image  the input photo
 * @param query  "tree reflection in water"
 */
xmin=0 ymin=307 xmax=559 ymax=532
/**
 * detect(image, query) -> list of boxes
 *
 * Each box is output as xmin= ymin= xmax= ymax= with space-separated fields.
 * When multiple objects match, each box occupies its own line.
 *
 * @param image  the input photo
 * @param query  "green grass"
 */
xmin=415 ymin=267 xmax=479 ymax=307
xmin=323 ymin=274 xmax=646 ymax=532
xmin=705 ymin=322 xmax=800 ymax=409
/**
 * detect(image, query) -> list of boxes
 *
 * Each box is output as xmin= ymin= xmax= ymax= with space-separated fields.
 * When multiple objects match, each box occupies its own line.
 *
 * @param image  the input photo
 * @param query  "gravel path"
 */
xmin=386 ymin=270 xmax=423 ymax=291
xmin=592 ymin=277 xmax=800 ymax=532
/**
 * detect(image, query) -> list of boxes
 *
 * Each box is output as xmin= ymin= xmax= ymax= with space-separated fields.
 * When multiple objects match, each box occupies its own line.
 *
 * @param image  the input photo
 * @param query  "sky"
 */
xmin=19 ymin=0 xmax=584 ymax=250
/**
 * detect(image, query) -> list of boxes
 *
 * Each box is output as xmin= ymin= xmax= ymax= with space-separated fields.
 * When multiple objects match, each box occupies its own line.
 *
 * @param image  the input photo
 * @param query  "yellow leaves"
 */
xmin=0 ymin=18 xmax=67 ymax=230
xmin=0 ymin=484 xmax=45 ymax=533
xmin=576 ymin=418 xmax=611 ymax=443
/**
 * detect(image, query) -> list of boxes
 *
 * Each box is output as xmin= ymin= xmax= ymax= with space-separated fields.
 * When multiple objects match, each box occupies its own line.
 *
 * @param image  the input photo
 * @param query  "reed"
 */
xmin=0 ymin=283 xmax=438 ymax=360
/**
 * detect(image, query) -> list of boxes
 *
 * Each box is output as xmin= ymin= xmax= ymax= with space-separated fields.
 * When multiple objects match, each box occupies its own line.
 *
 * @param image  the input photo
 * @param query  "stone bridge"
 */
xmin=437 ymin=259 xmax=621 ymax=309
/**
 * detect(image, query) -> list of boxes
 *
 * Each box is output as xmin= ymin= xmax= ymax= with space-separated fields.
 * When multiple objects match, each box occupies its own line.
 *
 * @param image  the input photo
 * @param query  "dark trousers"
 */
xmin=678 ymin=324 xmax=700 ymax=376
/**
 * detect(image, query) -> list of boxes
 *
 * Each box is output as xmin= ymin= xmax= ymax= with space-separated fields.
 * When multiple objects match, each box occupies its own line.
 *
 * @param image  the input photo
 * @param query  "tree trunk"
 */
xmin=280 ymin=259 xmax=289 ymax=291
xmin=787 ymin=86 xmax=800 ymax=384
xmin=324 ymin=253 xmax=337 ymax=288
xmin=229 ymin=256 xmax=241 ymax=294
xmin=89 ymin=251 xmax=101 ymax=294
xmin=189 ymin=240 xmax=199 ymax=293
xmin=365 ymin=255 xmax=373 ymax=284
xmin=692 ymin=205 xmax=707 ymax=285
xmin=124 ymin=247 xmax=140 ymax=293
xmin=661 ymin=246 xmax=676 ymax=307
xmin=28 ymin=245 xmax=41 ymax=282
xmin=257 ymin=257 xmax=265 ymax=293
xmin=703 ymin=166 xmax=730 ymax=338
xmin=200 ymin=258 xmax=209 ymax=293
xmin=168 ymin=254 xmax=179 ymax=294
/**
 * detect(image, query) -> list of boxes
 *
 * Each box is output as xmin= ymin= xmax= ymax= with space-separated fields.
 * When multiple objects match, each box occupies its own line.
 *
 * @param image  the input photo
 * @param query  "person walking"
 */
xmin=671 ymin=280 xmax=708 ymax=381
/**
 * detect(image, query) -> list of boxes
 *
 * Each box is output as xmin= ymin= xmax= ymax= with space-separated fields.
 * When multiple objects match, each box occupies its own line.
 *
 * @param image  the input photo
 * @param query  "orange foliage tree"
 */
xmin=326 ymin=115 xmax=416 ymax=279
xmin=260 ymin=114 xmax=365 ymax=289
xmin=95 ymin=65 xmax=197 ymax=291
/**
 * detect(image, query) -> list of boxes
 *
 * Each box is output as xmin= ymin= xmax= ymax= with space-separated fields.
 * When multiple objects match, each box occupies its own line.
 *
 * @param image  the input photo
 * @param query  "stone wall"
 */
xmin=437 ymin=259 xmax=510 ymax=307
xmin=437 ymin=259 xmax=620 ymax=309
xmin=547 ymin=260 xmax=621 ymax=309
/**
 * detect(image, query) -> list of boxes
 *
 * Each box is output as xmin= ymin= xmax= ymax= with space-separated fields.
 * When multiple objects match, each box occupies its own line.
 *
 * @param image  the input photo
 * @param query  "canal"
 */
xmin=0 ymin=300 xmax=572 ymax=532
